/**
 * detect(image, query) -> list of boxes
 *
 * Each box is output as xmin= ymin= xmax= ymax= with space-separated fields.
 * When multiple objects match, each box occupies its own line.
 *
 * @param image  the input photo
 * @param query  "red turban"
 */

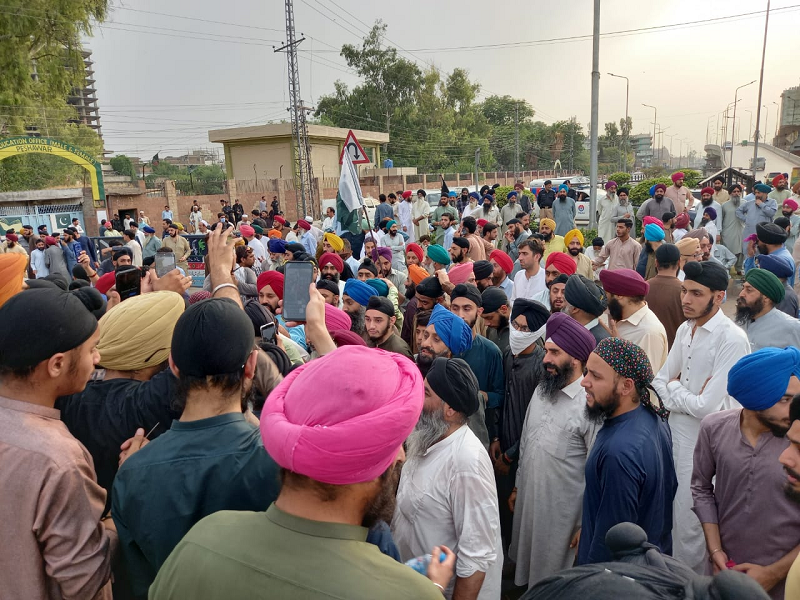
xmin=95 ymin=272 xmax=116 ymax=296
xmin=701 ymin=186 xmax=714 ymax=196
xmin=773 ymin=174 xmax=785 ymax=186
xmin=45 ymin=236 xmax=57 ymax=247
xmin=406 ymin=243 xmax=423 ymax=262
xmin=675 ymin=213 xmax=690 ymax=229
xmin=545 ymin=251 xmax=577 ymax=276
xmin=599 ymin=268 xmax=649 ymax=297
xmin=273 ymin=216 xmax=286 ymax=226
xmin=671 ymin=172 xmax=685 ymax=183
xmin=642 ymin=216 xmax=664 ymax=228
xmin=297 ymin=219 xmax=311 ymax=231
xmin=261 ymin=346 xmax=423 ymax=484
xmin=324 ymin=302 xmax=351 ymax=332
xmin=319 ymin=252 xmax=344 ymax=273
xmin=401 ymin=190 xmax=413 ymax=199
xmin=490 ymin=249 xmax=513 ymax=274
xmin=257 ymin=271 xmax=285 ymax=299
xmin=5 ymin=233 xmax=18 ymax=242
xmin=477 ymin=218 xmax=488 ymax=228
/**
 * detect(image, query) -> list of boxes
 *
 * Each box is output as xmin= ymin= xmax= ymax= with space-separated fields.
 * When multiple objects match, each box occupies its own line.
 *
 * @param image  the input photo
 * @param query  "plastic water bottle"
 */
xmin=404 ymin=552 xmax=448 ymax=576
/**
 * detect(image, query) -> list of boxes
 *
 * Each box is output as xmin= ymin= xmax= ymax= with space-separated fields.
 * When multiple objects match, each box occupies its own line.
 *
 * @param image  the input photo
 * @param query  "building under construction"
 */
xmin=67 ymin=49 xmax=102 ymax=138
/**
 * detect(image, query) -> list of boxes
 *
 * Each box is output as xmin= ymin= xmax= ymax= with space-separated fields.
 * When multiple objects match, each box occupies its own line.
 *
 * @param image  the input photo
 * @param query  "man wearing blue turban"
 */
xmin=691 ymin=347 xmax=800 ymax=597
xmin=343 ymin=278 xmax=377 ymax=337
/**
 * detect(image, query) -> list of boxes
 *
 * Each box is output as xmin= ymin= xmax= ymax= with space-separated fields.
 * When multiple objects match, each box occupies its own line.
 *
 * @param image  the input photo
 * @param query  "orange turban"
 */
xmin=408 ymin=264 xmax=429 ymax=285
xmin=268 ymin=229 xmax=283 ymax=239
xmin=0 ymin=254 xmax=28 ymax=308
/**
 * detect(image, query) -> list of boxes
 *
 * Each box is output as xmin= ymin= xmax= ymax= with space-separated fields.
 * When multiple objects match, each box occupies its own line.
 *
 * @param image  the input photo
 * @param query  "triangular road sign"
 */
xmin=339 ymin=130 xmax=371 ymax=165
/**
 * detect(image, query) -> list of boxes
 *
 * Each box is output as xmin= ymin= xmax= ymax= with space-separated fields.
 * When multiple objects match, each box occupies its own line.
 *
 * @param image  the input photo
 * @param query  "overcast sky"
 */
xmin=86 ymin=0 xmax=800 ymax=163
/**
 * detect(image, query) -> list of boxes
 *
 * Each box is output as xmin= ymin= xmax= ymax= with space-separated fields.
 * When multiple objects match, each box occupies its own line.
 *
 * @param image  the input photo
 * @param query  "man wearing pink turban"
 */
xmin=665 ymin=171 xmax=695 ymax=215
xmin=149 ymin=346 xmax=454 ymax=599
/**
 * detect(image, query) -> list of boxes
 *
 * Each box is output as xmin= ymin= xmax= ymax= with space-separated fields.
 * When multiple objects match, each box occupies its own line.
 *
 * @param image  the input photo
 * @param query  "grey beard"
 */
xmin=348 ymin=306 xmax=366 ymax=335
xmin=406 ymin=405 xmax=449 ymax=459
xmin=732 ymin=197 xmax=741 ymax=206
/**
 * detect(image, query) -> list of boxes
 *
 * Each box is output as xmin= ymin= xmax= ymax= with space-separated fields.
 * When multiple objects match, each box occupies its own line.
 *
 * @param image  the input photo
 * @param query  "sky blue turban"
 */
xmin=268 ymin=238 xmax=287 ymax=253
xmin=649 ymin=184 xmax=657 ymax=197
xmin=365 ymin=278 xmax=389 ymax=297
xmin=427 ymin=244 xmax=451 ymax=266
xmin=644 ymin=223 xmax=665 ymax=242
xmin=448 ymin=191 xmax=457 ymax=197
xmin=727 ymin=346 xmax=800 ymax=411
xmin=429 ymin=304 xmax=473 ymax=354
xmin=558 ymin=184 xmax=568 ymax=192
xmin=343 ymin=278 xmax=375 ymax=307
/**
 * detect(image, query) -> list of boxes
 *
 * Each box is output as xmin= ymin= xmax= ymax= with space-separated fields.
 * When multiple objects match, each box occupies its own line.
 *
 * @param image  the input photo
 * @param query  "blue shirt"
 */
xmin=75 ymin=235 xmax=97 ymax=267
xmin=744 ymin=246 xmax=796 ymax=286
xmin=112 ymin=413 xmax=280 ymax=597
xmin=577 ymin=404 xmax=677 ymax=565
xmin=61 ymin=240 xmax=81 ymax=273
xmin=301 ymin=231 xmax=317 ymax=255
xmin=162 ymin=210 xmax=173 ymax=220
xmin=374 ymin=203 xmax=394 ymax=226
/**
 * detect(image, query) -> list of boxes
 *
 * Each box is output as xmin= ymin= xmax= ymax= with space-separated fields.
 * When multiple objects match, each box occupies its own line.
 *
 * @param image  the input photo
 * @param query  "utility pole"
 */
xmin=730 ymin=80 xmax=756 ymax=168
xmin=514 ymin=103 xmax=520 ymax=177
xmin=275 ymin=0 xmax=316 ymax=219
xmin=589 ymin=0 xmax=600 ymax=229
xmin=608 ymin=72 xmax=629 ymax=172
xmin=753 ymin=0 xmax=770 ymax=178
xmin=569 ymin=119 xmax=575 ymax=173
xmin=643 ymin=103 xmax=656 ymax=167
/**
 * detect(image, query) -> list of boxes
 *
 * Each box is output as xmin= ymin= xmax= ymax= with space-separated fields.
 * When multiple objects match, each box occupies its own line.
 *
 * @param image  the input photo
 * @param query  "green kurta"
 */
xmin=431 ymin=204 xmax=458 ymax=245
xmin=150 ymin=505 xmax=444 ymax=600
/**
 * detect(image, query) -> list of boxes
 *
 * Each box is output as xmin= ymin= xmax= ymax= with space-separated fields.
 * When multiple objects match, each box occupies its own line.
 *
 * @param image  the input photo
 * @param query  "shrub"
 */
xmin=607 ymin=172 xmax=631 ymax=188
xmin=630 ymin=177 xmax=672 ymax=203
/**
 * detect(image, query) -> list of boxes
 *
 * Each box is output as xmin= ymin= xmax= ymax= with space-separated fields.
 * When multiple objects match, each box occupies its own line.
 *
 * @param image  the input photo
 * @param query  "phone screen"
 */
xmin=282 ymin=261 xmax=314 ymax=322
xmin=115 ymin=267 xmax=141 ymax=301
xmin=155 ymin=253 xmax=177 ymax=278
xmin=260 ymin=322 xmax=277 ymax=343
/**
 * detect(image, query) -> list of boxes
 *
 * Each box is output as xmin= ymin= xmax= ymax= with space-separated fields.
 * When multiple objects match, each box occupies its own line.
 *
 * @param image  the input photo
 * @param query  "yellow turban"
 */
xmin=564 ymin=229 xmax=584 ymax=246
xmin=97 ymin=290 xmax=185 ymax=371
xmin=540 ymin=218 xmax=557 ymax=231
xmin=234 ymin=238 xmax=246 ymax=247
xmin=174 ymin=222 xmax=184 ymax=231
xmin=324 ymin=232 xmax=344 ymax=252
xmin=0 ymin=254 xmax=27 ymax=308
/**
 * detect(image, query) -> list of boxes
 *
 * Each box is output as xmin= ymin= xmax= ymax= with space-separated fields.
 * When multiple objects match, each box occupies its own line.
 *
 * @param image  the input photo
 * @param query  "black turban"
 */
xmin=452 ymin=236 xmax=470 ymax=250
xmin=683 ymin=260 xmax=729 ymax=292
xmin=358 ymin=259 xmax=378 ymax=277
xmin=510 ymin=298 xmax=550 ymax=332
xmin=71 ymin=287 xmax=107 ymax=320
xmin=426 ymin=357 xmax=479 ymax=417
xmin=366 ymin=295 xmax=394 ymax=317
xmin=450 ymin=283 xmax=482 ymax=308
xmin=592 ymin=237 xmax=604 ymax=247
xmin=72 ymin=264 xmax=90 ymax=283
xmin=171 ymin=298 xmax=254 ymax=377
xmin=551 ymin=273 xmax=570 ymax=287
xmin=564 ymin=274 xmax=606 ymax=317
xmin=481 ymin=287 xmax=509 ymax=314
xmin=286 ymin=242 xmax=305 ymax=254
xmin=655 ymin=243 xmax=681 ymax=264
xmin=416 ymin=276 xmax=443 ymax=299
xmin=0 ymin=288 xmax=98 ymax=369
xmin=757 ymin=222 xmax=788 ymax=245
xmin=473 ymin=260 xmax=493 ymax=280
xmin=316 ymin=279 xmax=340 ymax=295
xmin=242 ymin=299 xmax=275 ymax=337
xmin=42 ymin=274 xmax=68 ymax=290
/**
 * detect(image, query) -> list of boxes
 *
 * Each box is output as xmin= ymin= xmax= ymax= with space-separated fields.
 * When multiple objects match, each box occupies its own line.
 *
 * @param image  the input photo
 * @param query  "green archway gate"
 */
xmin=0 ymin=136 xmax=105 ymax=205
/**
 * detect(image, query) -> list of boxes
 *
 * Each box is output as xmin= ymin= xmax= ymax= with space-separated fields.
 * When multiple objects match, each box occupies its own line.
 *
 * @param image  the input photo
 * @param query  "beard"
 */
xmin=688 ymin=297 xmax=716 ymax=320
xmin=542 ymin=231 xmax=553 ymax=242
xmin=584 ymin=392 xmax=620 ymax=424
xmin=734 ymin=296 xmax=764 ymax=326
xmin=452 ymin=249 xmax=466 ymax=264
xmin=406 ymin=404 xmax=450 ymax=459
xmin=538 ymin=361 xmax=575 ymax=402
xmin=784 ymin=467 xmax=800 ymax=504
xmin=558 ymin=195 xmax=567 ymax=202
xmin=321 ymin=272 xmax=340 ymax=283
xmin=483 ymin=204 xmax=492 ymax=214
xmin=389 ymin=230 xmax=397 ymax=237
xmin=460 ymin=313 xmax=478 ymax=329
xmin=367 ymin=319 xmax=392 ymax=344
xmin=362 ymin=462 xmax=401 ymax=529
xmin=568 ymin=246 xmax=582 ymax=256
xmin=476 ymin=279 xmax=491 ymax=292
xmin=655 ymin=194 xmax=664 ymax=202
xmin=755 ymin=412 xmax=790 ymax=438
xmin=702 ymin=198 xmax=713 ymax=207
xmin=347 ymin=306 xmax=367 ymax=335
xmin=732 ymin=195 xmax=741 ymax=206
xmin=700 ymin=219 xmax=710 ymax=228
xmin=608 ymin=297 xmax=624 ymax=321
xmin=416 ymin=345 xmax=449 ymax=376
xmin=784 ymin=210 xmax=795 ymax=218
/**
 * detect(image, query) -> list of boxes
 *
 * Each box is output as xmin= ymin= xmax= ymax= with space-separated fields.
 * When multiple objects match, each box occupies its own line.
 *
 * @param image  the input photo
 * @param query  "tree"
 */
xmin=0 ymin=0 xmax=108 ymax=135
xmin=604 ymin=122 xmax=620 ymax=142
xmin=110 ymin=155 xmax=136 ymax=179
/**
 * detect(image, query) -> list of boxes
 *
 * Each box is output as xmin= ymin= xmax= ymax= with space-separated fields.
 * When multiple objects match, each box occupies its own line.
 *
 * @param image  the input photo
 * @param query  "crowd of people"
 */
xmin=2 ymin=173 xmax=800 ymax=600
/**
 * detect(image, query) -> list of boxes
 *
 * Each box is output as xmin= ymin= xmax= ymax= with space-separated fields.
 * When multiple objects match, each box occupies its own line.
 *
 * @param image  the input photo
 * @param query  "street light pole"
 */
xmin=588 ymin=0 xmax=600 ymax=229
xmin=676 ymin=138 xmax=684 ymax=168
xmin=730 ymin=80 xmax=756 ymax=167
xmin=643 ymin=103 xmax=657 ymax=167
xmin=608 ymin=72 xmax=629 ymax=172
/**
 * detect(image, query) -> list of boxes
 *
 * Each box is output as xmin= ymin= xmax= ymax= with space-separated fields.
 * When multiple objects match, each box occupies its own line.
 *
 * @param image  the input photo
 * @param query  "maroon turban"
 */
xmin=599 ymin=268 xmax=649 ymax=297
xmin=319 ymin=252 xmax=344 ymax=273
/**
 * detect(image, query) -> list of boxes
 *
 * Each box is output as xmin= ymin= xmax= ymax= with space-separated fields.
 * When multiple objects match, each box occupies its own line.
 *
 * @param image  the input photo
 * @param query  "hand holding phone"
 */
xmin=282 ymin=261 xmax=314 ymax=322
xmin=155 ymin=253 xmax=177 ymax=278
xmin=115 ymin=267 xmax=141 ymax=301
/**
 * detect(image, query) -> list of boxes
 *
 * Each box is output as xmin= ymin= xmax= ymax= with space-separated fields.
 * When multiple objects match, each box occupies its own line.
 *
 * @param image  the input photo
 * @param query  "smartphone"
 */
xmin=115 ymin=266 xmax=141 ymax=301
xmin=282 ymin=261 xmax=314 ymax=322
xmin=155 ymin=253 xmax=176 ymax=278
xmin=260 ymin=322 xmax=277 ymax=344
